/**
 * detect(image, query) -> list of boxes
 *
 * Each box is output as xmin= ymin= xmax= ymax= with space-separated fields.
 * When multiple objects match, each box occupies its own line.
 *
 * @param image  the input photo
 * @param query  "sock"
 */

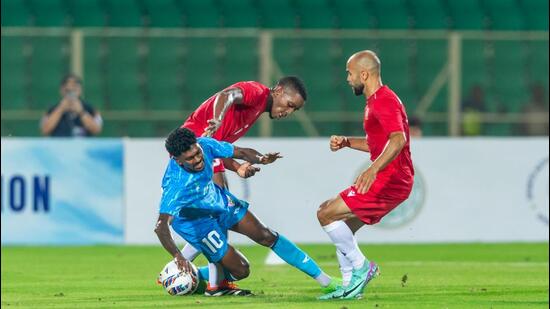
xmin=208 ymin=263 xmax=221 ymax=289
xmin=323 ymin=221 xmax=367 ymax=270
xmin=315 ymin=272 xmax=333 ymax=287
xmin=181 ymin=243 xmax=200 ymax=261
xmin=271 ymin=233 xmax=324 ymax=280
xmin=336 ymin=249 xmax=353 ymax=286
xmin=197 ymin=265 xmax=237 ymax=282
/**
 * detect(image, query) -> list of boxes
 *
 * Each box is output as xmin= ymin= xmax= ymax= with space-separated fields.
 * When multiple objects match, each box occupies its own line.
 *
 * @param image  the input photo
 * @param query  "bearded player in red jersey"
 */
xmin=176 ymin=76 xmax=340 ymax=295
xmin=317 ymin=50 xmax=414 ymax=300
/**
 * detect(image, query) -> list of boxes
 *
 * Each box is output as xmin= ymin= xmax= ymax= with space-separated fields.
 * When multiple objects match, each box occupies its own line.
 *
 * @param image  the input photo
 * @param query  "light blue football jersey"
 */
xmin=158 ymin=137 xmax=234 ymax=219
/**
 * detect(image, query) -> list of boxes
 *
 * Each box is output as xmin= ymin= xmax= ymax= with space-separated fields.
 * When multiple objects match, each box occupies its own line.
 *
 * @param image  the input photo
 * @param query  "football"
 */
xmin=158 ymin=260 xmax=200 ymax=296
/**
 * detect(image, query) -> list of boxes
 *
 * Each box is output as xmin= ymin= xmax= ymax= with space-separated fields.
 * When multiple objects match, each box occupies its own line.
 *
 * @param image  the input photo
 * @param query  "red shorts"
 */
xmin=213 ymin=159 xmax=225 ymax=173
xmin=340 ymin=171 xmax=413 ymax=225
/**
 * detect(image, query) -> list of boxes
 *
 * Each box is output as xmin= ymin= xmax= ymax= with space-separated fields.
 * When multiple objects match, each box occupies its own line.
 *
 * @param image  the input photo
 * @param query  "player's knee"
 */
xmin=255 ymin=228 xmax=277 ymax=247
xmin=317 ymin=200 xmax=332 ymax=226
xmin=232 ymin=262 xmax=250 ymax=280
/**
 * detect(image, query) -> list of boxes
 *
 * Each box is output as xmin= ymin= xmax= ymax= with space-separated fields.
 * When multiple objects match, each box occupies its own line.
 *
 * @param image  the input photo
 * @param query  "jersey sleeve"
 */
xmin=373 ymin=97 xmax=405 ymax=135
xmin=198 ymin=137 xmax=234 ymax=159
xmin=158 ymin=176 xmax=184 ymax=216
xmin=232 ymin=81 xmax=267 ymax=107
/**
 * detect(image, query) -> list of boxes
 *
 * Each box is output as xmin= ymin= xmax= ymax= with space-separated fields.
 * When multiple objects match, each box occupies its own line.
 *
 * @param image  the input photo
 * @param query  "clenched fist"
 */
xmin=330 ymin=135 xmax=350 ymax=151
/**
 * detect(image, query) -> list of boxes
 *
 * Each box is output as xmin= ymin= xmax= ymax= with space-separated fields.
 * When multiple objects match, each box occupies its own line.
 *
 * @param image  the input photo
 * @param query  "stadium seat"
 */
xmin=527 ymin=40 xmax=549 ymax=87
xmin=273 ymin=38 xmax=303 ymax=76
xmin=218 ymin=0 xmax=260 ymax=28
xmin=182 ymin=38 xmax=221 ymax=108
xmin=104 ymin=0 xmax=144 ymax=27
xmin=103 ymin=37 xmax=145 ymax=110
xmin=82 ymin=36 xmax=105 ymax=109
xmin=257 ymin=0 xmax=297 ymax=29
xmin=145 ymin=37 xmax=185 ymax=110
xmin=461 ymin=40 xmax=490 ymax=103
xmin=333 ymin=0 xmax=376 ymax=29
xmin=28 ymin=0 xmax=69 ymax=27
xmin=294 ymin=0 xmax=336 ymax=29
xmin=370 ymin=0 xmax=411 ymax=30
xmin=1 ymin=36 xmax=28 ymax=110
xmin=376 ymin=40 xmax=414 ymax=99
xmin=521 ymin=0 xmax=549 ymax=30
xmin=178 ymin=0 xmax=221 ymax=28
xmin=409 ymin=0 xmax=449 ymax=29
xmin=29 ymin=37 xmax=70 ymax=110
xmin=67 ymin=0 xmax=107 ymax=27
xmin=221 ymin=37 xmax=259 ymax=84
xmin=271 ymin=120 xmax=306 ymax=137
xmin=142 ymin=0 xmax=184 ymax=28
xmin=447 ymin=0 xmax=486 ymax=30
xmin=2 ymin=119 xmax=41 ymax=137
xmin=123 ymin=120 xmax=156 ymax=137
xmin=490 ymin=40 xmax=528 ymax=113
xmin=414 ymin=40 xmax=448 ymax=112
xmin=1 ymin=0 xmax=32 ymax=27
xmin=483 ymin=0 xmax=525 ymax=30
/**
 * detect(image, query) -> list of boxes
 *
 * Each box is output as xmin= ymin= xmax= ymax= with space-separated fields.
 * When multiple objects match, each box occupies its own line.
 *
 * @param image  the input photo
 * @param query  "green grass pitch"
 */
xmin=2 ymin=243 xmax=548 ymax=308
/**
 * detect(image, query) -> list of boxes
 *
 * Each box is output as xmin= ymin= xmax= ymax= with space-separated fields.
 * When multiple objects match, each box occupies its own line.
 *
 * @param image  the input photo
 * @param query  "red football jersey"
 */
xmin=364 ymin=85 xmax=414 ymax=178
xmin=182 ymin=81 xmax=270 ymax=143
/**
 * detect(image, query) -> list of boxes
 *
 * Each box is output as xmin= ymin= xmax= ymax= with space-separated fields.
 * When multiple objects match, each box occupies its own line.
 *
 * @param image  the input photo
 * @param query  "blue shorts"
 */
xmin=171 ymin=199 xmax=249 ymax=263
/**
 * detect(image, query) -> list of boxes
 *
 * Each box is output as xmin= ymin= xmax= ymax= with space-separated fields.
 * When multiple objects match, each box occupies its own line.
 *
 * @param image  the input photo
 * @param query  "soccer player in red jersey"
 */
xmin=177 ymin=77 xmax=339 ymax=294
xmin=317 ymin=50 xmax=414 ymax=300
xmin=182 ymin=76 xmax=306 ymax=188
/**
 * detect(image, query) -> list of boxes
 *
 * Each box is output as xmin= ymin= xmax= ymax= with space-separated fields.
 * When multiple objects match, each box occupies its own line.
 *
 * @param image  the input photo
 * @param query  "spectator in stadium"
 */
xmin=40 ymin=74 xmax=103 ymax=137
xmin=409 ymin=115 xmax=423 ymax=138
xmin=461 ymin=84 xmax=486 ymax=136
xmin=519 ymin=83 xmax=549 ymax=136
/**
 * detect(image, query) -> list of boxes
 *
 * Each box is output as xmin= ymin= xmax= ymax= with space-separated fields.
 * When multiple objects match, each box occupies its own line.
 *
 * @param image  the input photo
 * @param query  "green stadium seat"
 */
xmin=29 ymin=37 xmax=69 ymax=110
xmin=520 ymin=0 xmax=549 ymax=30
xmin=218 ymin=0 xmax=260 ymax=28
xmin=221 ymin=37 xmax=259 ymax=85
xmin=273 ymin=38 xmax=303 ymax=77
xmin=145 ymin=38 xmax=185 ymax=110
xmin=490 ymin=41 xmax=528 ymax=113
xmin=2 ymin=120 xmax=41 ymax=137
xmin=123 ymin=120 xmax=155 ymax=137
xmin=376 ymin=40 xmax=414 ymax=97
xmin=104 ymin=0 xmax=144 ymax=27
xmin=271 ymin=120 xmax=306 ymax=137
xmin=1 ymin=36 xmax=28 ymax=110
xmin=179 ymin=0 xmax=221 ymax=28
xmin=333 ymin=0 xmax=375 ymax=29
xmin=447 ymin=0 xmax=486 ymax=30
xmin=28 ymin=0 xmax=69 ymax=27
xmin=415 ymin=40 xmax=448 ymax=112
xmin=483 ymin=0 xmax=525 ymax=30
xmin=182 ymin=38 xmax=221 ymax=108
xmin=410 ymin=0 xmax=449 ymax=29
xmin=461 ymin=40 xmax=490 ymax=105
xmin=294 ymin=0 xmax=336 ymax=29
xmin=257 ymin=0 xmax=297 ymax=29
xmin=142 ymin=0 xmax=184 ymax=28
xmin=82 ymin=36 xmax=105 ymax=109
xmin=1 ymin=0 xmax=32 ymax=26
xmin=371 ymin=0 xmax=410 ymax=30
xmin=527 ymin=40 xmax=549 ymax=86
xmin=103 ymin=37 xmax=145 ymax=110
xmin=68 ymin=0 xmax=106 ymax=27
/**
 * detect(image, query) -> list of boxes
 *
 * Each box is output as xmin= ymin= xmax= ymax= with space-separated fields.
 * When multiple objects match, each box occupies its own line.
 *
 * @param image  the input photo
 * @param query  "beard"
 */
xmin=352 ymin=83 xmax=364 ymax=96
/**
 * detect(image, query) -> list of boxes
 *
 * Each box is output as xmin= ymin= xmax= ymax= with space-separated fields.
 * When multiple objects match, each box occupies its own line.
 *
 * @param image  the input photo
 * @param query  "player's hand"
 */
xmin=203 ymin=119 xmax=222 ymax=137
xmin=354 ymin=166 xmax=379 ymax=194
xmin=237 ymin=162 xmax=260 ymax=178
xmin=174 ymin=253 xmax=192 ymax=274
xmin=258 ymin=152 xmax=282 ymax=165
xmin=330 ymin=135 xmax=350 ymax=152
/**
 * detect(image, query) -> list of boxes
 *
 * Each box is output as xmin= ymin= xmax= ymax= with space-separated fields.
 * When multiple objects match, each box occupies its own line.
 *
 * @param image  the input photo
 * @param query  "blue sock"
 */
xmin=197 ymin=266 xmax=237 ymax=282
xmin=271 ymin=234 xmax=322 ymax=278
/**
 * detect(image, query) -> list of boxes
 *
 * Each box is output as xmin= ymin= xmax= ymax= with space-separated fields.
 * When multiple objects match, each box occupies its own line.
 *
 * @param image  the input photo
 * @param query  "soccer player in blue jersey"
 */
xmin=155 ymin=127 xmax=337 ymax=296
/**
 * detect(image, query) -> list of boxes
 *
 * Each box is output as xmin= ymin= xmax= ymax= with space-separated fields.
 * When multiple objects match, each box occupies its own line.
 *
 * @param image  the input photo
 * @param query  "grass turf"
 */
xmin=1 ymin=243 xmax=548 ymax=308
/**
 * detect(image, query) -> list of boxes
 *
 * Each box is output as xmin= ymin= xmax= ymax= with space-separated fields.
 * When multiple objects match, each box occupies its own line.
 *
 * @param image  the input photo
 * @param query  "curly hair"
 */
xmin=277 ymin=76 xmax=308 ymax=101
xmin=165 ymin=127 xmax=197 ymax=157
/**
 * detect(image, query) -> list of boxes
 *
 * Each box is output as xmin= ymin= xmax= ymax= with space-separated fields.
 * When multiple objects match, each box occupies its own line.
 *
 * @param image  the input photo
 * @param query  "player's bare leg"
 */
xmin=204 ymin=245 xmax=253 ymax=296
xmin=317 ymin=196 xmax=379 ymax=300
xmin=230 ymin=210 xmax=338 ymax=291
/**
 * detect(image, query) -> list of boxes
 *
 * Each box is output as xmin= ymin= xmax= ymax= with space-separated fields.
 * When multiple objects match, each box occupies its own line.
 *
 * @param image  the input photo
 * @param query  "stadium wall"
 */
xmin=2 ymin=138 xmax=548 ymax=245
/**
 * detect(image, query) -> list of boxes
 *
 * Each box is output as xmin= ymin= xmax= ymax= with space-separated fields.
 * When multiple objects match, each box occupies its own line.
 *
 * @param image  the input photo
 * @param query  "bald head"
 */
xmin=347 ymin=50 xmax=381 ymax=75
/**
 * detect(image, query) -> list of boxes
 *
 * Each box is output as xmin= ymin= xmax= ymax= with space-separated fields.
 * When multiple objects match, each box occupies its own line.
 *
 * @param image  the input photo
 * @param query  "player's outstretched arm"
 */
xmin=233 ymin=146 xmax=283 ymax=165
xmin=204 ymin=88 xmax=244 ymax=137
xmin=154 ymin=213 xmax=192 ymax=273
xmin=221 ymin=158 xmax=261 ymax=178
xmin=330 ymin=135 xmax=370 ymax=152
